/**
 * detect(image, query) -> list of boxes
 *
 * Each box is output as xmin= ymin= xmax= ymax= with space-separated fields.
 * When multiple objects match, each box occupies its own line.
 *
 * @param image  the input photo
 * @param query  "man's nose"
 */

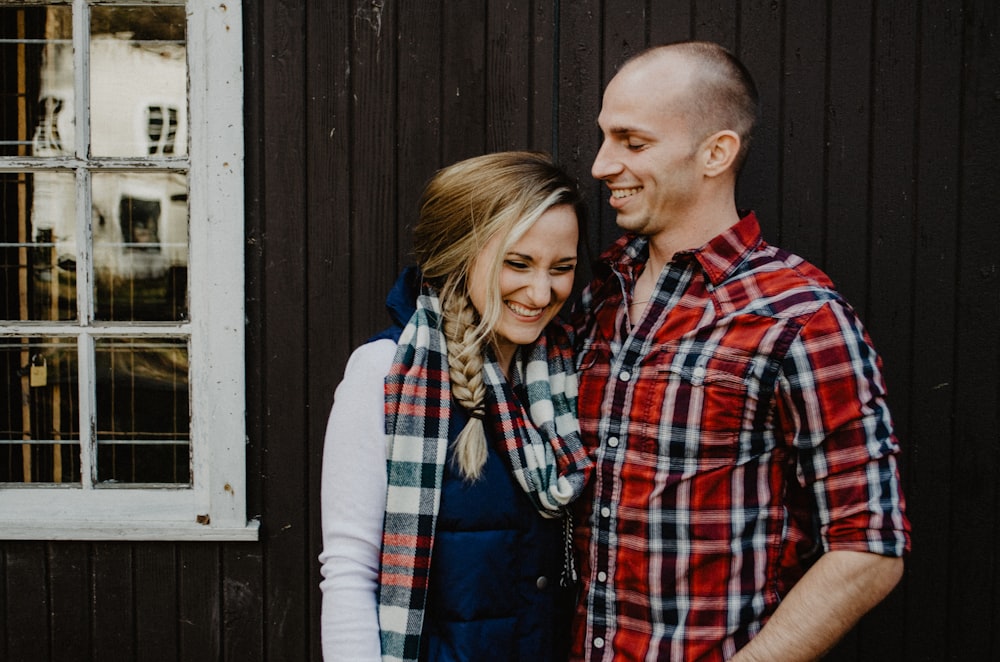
xmin=591 ymin=139 xmax=621 ymax=180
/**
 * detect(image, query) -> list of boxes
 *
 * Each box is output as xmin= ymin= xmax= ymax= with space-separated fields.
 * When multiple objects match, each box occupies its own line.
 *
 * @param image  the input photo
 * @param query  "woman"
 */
xmin=319 ymin=151 xmax=593 ymax=661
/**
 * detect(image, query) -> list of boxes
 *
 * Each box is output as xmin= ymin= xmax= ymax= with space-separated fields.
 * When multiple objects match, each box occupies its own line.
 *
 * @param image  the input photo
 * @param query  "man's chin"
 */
xmin=615 ymin=212 xmax=644 ymax=232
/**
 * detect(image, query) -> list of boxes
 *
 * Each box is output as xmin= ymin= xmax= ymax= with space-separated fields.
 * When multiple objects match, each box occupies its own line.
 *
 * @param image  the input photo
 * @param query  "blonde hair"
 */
xmin=412 ymin=151 xmax=584 ymax=480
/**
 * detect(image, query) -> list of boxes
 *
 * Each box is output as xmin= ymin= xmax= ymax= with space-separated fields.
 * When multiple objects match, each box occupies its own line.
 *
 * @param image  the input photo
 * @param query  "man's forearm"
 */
xmin=732 ymin=550 xmax=904 ymax=662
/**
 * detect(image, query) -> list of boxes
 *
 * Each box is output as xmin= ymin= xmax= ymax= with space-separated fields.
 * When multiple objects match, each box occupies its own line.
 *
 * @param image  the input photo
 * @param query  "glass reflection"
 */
xmin=95 ymin=337 xmax=190 ymax=485
xmin=1 ymin=171 xmax=77 ymax=321
xmin=0 ymin=5 xmax=72 ymax=157
xmin=90 ymin=6 xmax=187 ymax=158
xmin=92 ymin=172 xmax=189 ymax=321
xmin=0 ymin=336 xmax=81 ymax=484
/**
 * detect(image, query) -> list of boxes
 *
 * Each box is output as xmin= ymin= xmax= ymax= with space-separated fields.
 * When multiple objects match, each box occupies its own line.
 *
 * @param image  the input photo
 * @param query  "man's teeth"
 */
xmin=612 ymin=187 xmax=642 ymax=199
xmin=507 ymin=301 xmax=543 ymax=317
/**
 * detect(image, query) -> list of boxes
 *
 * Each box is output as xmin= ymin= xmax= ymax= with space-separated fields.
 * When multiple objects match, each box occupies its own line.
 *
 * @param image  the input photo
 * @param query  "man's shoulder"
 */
xmin=721 ymin=242 xmax=846 ymax=318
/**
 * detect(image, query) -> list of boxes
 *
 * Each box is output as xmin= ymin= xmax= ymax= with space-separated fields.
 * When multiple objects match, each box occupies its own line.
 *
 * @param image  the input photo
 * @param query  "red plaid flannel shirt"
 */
xmin=570 ymin=212 xmax=910 ymax=661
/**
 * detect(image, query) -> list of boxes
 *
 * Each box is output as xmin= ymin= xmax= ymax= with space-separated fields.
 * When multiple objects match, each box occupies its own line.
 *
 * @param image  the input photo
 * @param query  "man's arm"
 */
xmin=732 ymin=550 xmax=904 ymax=662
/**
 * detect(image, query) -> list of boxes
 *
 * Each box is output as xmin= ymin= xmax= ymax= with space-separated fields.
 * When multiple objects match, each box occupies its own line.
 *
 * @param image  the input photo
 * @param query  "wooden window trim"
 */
xmin=0 ymin=0 xmax=256 ymax=541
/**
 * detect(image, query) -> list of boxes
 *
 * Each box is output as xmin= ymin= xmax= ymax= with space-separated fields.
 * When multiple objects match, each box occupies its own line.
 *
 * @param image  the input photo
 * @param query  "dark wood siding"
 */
xmin=1 ymin=2 xmax=998 ymax=660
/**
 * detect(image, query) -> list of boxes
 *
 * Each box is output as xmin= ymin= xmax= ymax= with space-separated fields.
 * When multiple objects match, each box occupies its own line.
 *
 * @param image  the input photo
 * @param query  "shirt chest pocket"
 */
xmin=638 ymin=347 xmax=758 ymax=462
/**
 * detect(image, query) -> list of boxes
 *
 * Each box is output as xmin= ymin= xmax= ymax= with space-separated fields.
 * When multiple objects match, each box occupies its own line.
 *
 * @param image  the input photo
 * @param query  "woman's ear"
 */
xmin=702 ymin=130 xmax=741 ymax=178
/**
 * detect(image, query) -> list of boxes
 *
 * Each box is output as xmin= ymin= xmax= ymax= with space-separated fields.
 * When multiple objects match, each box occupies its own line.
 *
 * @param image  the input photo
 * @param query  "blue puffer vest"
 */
xmin=372 ymin=268 xmax=574 ymax=662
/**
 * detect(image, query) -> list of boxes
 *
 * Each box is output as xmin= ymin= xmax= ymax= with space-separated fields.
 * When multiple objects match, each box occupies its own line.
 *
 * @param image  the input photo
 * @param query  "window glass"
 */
xmin=94 ymin=337 xmax=189 ymax=485
xmin=0 ymin=335 xmax=81 ymax=484
xmin=0 ymin=5 xmax=72 ymax=157
xmin=92 ymin=172 xmax=189 ymax=321
xmin=90 ymin=5 xmax=187 ymax=158
xmin=1 ymin=171 xmax=78 ymax=321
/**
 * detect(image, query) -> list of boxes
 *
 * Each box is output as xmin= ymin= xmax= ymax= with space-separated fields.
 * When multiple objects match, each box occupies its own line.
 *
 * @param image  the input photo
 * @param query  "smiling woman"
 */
xmin=319 ymin=151 xmax=593 ymax=662
xmin=468 ymin=203 xmax=578 ymax=372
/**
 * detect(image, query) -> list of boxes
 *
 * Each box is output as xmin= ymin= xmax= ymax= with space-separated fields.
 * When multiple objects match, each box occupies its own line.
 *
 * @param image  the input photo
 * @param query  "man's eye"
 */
xmin=626 ymin=142 xmax=646 ymax=151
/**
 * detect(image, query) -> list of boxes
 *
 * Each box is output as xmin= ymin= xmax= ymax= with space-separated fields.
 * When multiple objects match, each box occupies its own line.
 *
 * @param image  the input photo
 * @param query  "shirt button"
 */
xmin=600 ymin=506 xmax=611 ymax=518
xmin=536 ymin=576 xmax=548 ymax=590
xmin=597 ymin=571 xmax=607 ymax=582
xmin=619 ymin=370 xmax=631 ymax=381
xmin=594 ymin=637 xmax=605 ymax=649
xmin=692 ymin=366 xmax=706 ymax=379
xmin=607 ymin=436 xmax=619 ymax=447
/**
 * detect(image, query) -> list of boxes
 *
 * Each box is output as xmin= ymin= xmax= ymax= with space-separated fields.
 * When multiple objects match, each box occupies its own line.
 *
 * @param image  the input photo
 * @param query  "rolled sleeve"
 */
xmin=778 ymin=301 xmax=911 ymax=557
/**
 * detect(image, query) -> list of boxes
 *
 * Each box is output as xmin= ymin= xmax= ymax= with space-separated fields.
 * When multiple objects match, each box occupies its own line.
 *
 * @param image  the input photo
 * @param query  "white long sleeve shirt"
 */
xmin=318 ymin=339 xmax=397 ymax=661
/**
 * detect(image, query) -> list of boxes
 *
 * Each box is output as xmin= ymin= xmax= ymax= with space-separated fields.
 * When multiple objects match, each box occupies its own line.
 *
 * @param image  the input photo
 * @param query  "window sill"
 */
xmin=0 ymin=518 xmax=260 ymax=541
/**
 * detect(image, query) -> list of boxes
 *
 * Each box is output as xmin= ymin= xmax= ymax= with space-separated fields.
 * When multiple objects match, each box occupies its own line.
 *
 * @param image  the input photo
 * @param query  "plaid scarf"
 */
xmin=378 ymin=284 xmax=591 ymax=662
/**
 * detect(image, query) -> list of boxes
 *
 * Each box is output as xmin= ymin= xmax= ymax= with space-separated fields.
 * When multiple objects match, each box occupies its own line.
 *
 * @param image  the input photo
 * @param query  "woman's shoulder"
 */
xmin=338 ymin=338 xmax=397 ymax=389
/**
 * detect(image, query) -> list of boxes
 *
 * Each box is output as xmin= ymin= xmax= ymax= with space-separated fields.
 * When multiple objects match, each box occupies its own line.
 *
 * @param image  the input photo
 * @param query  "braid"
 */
xmin=442 ymin=293 xmax=489 ymax=480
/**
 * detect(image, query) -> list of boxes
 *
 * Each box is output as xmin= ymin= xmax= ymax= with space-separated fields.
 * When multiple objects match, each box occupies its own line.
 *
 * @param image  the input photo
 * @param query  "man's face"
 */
xmin=591 ymin=58 xmax=705 ymax=238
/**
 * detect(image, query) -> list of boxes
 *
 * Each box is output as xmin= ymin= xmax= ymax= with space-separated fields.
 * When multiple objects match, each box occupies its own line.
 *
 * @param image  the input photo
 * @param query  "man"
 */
xmin=571 ymin=41 xmax=910 ymax=661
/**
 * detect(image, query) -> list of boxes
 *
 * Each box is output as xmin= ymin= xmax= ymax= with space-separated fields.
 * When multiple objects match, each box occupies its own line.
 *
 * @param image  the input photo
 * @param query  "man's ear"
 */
xmin=701 ymin=130 xmax=741 ymax=178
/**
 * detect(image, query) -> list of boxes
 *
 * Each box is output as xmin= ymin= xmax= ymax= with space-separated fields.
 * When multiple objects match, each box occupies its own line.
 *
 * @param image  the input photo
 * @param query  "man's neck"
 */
xmin=644 ymin=199 xmax=740 ymax=277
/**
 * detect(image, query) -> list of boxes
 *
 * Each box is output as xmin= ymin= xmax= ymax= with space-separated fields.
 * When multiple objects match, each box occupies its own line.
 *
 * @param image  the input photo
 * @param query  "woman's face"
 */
xmin=468 ymin=204 xmax=579 ymax=369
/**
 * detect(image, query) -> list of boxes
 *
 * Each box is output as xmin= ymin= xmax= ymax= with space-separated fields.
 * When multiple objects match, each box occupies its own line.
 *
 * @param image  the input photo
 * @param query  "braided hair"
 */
xmin=411 ymin=151 xmax=584 ymax=479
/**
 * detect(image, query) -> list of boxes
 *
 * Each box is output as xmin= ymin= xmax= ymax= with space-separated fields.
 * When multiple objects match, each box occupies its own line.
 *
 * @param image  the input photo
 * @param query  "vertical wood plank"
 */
xmin=899 ymin=3 xmax=963 ymax=659
xmin=178 ymin=544 xmax=221 ymax=661
xmin=91 ymin=544 xmax=135 ymax=660
xmin=529 ymin=0 xmax=557 ymax=153
xmin=692 ymin=0 xmax=737 ymax=46
xmin=950 ymin=0 xmax=1000 ymax=658
xmin=843 ymin=4 xmax=919 ymax=658
xmin=649 ymin=0 xmax=695 ymax=45
xmin=396 ymin=0 xmax=443 ymax=269
xmin=243 ymin=0 xmax=265 ymax=531
xmin=558 ymin=0 xmax=612 ymax=258
xmin=823 ymin=0 xmax=874 ymax=312
xmin=441 ymin=1 xmax=487 ymax=163
xmin=600 ymin=0 xmax=646 ymax=73
xmin=256 ymin=0 xmax=309 ymax=660
xmin=222 ymin=545 xmax=263 ymax=661
xmin=304 ymin=1 xmax=356 ymax=659
xmin=240 ymin=4 xmax=267 ymax=659
xmin=134 ymin=543 xmax=177 ymax=662
xmin=350 ymin=0 xmax=400 ymax=342
xmin=776 ymin=1 xmax=827 ymax=263
xmin=819 ymin=6 xmax=874 ymax=658
xmin=735 ymin=0 xmax=782 ymax=235
xmin=588 ymin=0 xmax=645 ymax=263
xmin=48 ymin=543 xmax=91 ymax=662
xmin=3 ymin=543 xmax=50 ymax=662
xmin=486 ymin=0 xmax=532 ymax=150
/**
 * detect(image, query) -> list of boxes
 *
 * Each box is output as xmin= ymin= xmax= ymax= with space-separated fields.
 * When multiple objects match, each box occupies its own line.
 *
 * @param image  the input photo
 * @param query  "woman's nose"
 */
xmin=524 ymin=272 xmax=553 ymax=306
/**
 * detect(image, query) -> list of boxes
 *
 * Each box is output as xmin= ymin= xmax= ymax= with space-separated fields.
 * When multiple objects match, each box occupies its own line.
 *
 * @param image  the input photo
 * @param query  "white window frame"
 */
xmin=0 ymin=0 xmax=256 ymax=540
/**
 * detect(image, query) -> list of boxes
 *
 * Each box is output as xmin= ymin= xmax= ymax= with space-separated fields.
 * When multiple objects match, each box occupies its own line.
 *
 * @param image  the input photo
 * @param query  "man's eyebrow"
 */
xmin=600 ymin=124 xmax=647 ymax=137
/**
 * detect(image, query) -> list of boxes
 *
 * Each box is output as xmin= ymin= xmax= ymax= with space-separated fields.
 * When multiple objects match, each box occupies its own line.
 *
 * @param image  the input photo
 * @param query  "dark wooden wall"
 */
xmin=2 ymin=1 xmax=998 ymax=661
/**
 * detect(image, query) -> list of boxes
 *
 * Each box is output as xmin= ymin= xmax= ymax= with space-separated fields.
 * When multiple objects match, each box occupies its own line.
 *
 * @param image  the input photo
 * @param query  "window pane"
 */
xmin=95 ymin=337 xmax=189 ymax=485
xmin=0 ymin=5 xmax=72 ymax=158
xmin=90 ymin=5 xmax=187 ymax=158
xmin=92 ymin=172 xmax=189 ymax=321
xmin=1 ymin=171 xmax=78 ymax=321
xmin=0 ymin=336 xmax=81 ymax=484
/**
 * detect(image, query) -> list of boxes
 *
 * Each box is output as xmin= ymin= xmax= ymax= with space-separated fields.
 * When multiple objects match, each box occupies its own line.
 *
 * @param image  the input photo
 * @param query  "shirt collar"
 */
xmin=600 ymin=211 xmax=764 ymax=287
